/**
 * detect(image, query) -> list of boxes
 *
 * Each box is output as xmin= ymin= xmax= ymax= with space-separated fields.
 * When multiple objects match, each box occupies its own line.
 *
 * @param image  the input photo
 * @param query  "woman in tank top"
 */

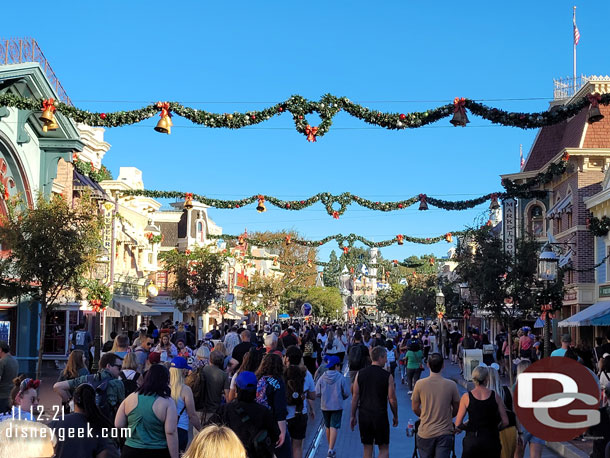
xmin=115 ymin=364 xmax=179 ymax=458
xmin=455 ymin=366 xmax=509 ymax=458
xmin=169 ymin=357 xmax=201 ymax=453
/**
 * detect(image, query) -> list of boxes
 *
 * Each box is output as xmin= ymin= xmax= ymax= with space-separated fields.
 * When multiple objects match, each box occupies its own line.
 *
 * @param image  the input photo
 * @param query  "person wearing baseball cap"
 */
xmin=215 ymin=371 xmax=280 ymax=458
xmin=551 ymin=334 xmax=572 ymax=357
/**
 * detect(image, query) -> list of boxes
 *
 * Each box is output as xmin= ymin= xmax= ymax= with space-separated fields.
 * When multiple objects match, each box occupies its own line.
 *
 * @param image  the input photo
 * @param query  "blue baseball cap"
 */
xmin=170 ymin=356 xmax=192 ymax=370
xmin=325 ymin=355 xmax=341 ymax=369
xmin=235 ymin=371 xmax=258 ymax=390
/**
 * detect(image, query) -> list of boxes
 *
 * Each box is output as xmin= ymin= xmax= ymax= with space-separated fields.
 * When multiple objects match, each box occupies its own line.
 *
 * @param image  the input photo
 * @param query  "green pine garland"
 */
xmin=588 ymin=216 xmax=610 ymax=237
xmin=502 ymin=160 xmax=569 ymax=194
xmin=121 ymin=189 xmax=545 ymax=218
xmin=73 ymin=158 xmax=113 ymax=182
xmin=0 ymin=91 xmax=606 ymax=142
xmin=209 ymin=231 xmax=465 ymax=249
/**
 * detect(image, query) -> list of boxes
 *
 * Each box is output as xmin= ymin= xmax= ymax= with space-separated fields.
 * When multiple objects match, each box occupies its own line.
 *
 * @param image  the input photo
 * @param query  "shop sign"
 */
xmin=503 ymin=198 xmax=516 ymax=257
xmin=599 ymin=285 xmax=610 ymax=297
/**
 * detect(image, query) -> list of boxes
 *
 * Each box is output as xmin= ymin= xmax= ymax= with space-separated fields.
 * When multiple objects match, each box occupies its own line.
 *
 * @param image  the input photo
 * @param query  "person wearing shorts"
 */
xmin=316 ymin=356 xmax=349 ymax=458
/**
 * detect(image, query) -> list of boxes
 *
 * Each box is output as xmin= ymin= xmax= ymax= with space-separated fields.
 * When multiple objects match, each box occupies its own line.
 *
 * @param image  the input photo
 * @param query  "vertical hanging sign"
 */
xmin=503 ymin=198 xmax=516 ymax=257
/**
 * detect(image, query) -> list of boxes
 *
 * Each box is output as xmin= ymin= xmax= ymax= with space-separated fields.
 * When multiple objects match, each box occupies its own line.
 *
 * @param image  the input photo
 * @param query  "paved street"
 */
xmin=304 ymin=359 xmax=560 ymax=458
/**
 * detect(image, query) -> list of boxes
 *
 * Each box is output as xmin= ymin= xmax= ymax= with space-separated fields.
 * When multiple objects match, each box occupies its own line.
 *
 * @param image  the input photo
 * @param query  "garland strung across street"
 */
xmin=501 ymin=158 xmax=569 ymax=194
xmin=122 ymin=188 xmax=546 ymax=218
xmin=0 ymin=91 xmax=606 ymax=142
xmin=209 ymin=231 xmax=464 ymax=250
xmin=234 ymin=253 xmax=433 ymax=269
xmin=587 ymin=216 xmax=610 ymax=237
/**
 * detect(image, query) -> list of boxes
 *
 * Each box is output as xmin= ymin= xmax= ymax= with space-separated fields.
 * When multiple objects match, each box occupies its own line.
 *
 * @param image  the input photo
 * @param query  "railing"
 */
xmin=553 ymin=75 xmax=591 ymax=100
xmin=0 ymin=37 xmax=72 ymax=105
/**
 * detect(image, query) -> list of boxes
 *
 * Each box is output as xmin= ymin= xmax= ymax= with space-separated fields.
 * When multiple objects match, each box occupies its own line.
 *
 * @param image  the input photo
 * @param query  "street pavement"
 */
xmin=304 ymin=359 xmax=561 ymax=458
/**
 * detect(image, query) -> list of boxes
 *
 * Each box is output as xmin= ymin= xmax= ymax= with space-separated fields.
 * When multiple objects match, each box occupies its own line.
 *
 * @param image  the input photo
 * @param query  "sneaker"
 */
xmin=327 ymin=450 xmax=336 ymax=457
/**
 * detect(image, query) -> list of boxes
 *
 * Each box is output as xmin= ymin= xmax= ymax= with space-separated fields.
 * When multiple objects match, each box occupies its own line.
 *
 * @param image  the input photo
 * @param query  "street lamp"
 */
xmin=538 ymin=246 xmax=558 ymax=357
xmin=435 ymin=290 xmax=445 ymax=308
xmin=257 ymin=293 xmax=264 ymax=328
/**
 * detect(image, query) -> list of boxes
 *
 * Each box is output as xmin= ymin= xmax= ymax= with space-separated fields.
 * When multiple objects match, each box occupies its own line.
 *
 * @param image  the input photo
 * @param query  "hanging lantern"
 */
xmin=418 ymin=194 xmax=428 ymax=211
xmin=587 ymin=93 xmax=604 ymax=124
xmin=184 ymin=193 xmax=194 ymax=210
xmin=154 ymin=101 xmax=172 ymax=134
xmin=450 ymin=97 xmax=469 ymax=127
xmin=489 ymin=193 xmax=500 ymax=210
xmin=396 ymin=234 xmax=404 ymax=245
xmin=445 ymin=233 xmax=453 ymax=243
xmin=256 ymin=195 xmax=266 ymax=213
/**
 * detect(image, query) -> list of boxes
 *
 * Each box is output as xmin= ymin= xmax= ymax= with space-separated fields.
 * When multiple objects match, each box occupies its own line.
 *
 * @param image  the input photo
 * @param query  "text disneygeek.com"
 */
xmin=4 ymin=423 xmax=131 ymax=442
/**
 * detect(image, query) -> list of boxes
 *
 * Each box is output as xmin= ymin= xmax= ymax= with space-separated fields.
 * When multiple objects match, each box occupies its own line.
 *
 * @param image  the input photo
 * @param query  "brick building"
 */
xmin=501 ymin=76 xmax=610 ymax=345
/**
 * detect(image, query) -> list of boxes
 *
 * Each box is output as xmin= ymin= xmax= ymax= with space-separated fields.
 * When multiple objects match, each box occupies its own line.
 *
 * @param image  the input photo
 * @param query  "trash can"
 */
xmin=463 ymin=349 xmax=483 ymax=381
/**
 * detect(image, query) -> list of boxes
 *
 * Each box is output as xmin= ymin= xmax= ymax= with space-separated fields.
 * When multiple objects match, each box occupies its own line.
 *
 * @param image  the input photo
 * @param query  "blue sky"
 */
xmin=4 ymin=1 xmax=609 ymax=263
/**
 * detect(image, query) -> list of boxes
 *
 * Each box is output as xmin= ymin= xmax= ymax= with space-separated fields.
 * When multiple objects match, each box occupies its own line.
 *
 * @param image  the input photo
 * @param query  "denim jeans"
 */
xmin=416 ymin=434 xmax=454 ymax=458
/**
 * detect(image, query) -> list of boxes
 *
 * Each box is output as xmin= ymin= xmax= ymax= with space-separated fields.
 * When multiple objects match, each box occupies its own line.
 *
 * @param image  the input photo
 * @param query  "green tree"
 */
xmin=0 ymin=194 xmax=103 ymax=378
xmin=241 ymin=272 xmax=284 ymax=315
xmin=282 ymin=286 xmax=343 ymax=319
xmin=400 ymin=274 xmax=437 ymax=319
xmin=159 ymin=246 xmax=225 ymax=313
xmin=322 ymin=250 xmax=341 ymax=288
xmin=376 ymin=284 xmax=406 ymax=315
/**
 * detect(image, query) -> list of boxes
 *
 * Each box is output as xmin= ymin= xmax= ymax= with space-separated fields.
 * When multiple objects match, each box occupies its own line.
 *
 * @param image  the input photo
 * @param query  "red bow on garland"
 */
xmin=463 ymin=308 xmax=471 ymax=319
xmin=332 ymin=211 xmax=339 ymax=219
xmin=587 ymin=93 xmax=602 ymax=108
xmin=42 ymin=98 xmax=56 ymax=113
xmin=453 ymin=97 xmax=466 ymax=112
xmin=342 ymin=246 xmax=349 ymax=254
xmin=157 ymin=101 xmax=171 ymax=118
xmin=305 ymin=125 xmax=318 ymax=142
xmin=541 ymin=304 xmax=553 ymax=321
xmin=396 ymin=234 xmax=404 ymax=245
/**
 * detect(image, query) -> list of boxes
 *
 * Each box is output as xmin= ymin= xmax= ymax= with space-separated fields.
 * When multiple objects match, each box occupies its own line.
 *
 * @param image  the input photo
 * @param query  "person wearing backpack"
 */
xmin=54 ymin=352 xmax=125 ymax=423
xmin=256 ymin=353 xmax=291 ymax=458
xmin=347 ymin=332 xmax=370 ymax=385
xmin=120 ymin=353 xmax=142 ymax=398
xmin=216 ymin=371 xmax=280 ymax=458
xmin=284 ymin=346 xmax=316 ymax=458
xmin=300 ymin=330 xmax=320 ymax=377
xmin=315 ymin=356 xmax=350 ymax=458
xmin=169 ymin=357 xmax=202 ymax=453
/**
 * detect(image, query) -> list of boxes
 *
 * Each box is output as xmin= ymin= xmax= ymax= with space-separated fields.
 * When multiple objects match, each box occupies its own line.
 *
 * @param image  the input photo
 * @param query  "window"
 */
xmin=197 ymin=221 xmax=205 ymax=242
xmin=530 ymin=205 xmax=545 ymax=237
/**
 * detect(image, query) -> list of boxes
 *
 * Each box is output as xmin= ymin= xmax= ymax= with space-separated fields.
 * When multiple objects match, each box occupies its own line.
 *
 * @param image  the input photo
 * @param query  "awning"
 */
xmin=558 ymin=300 xmax=610 ymax=327
xmin=73 ymin=170 xmax=109 ymax=200
xmin=591 ymin=312 xmax=610 ymax=326
xmin=103 ymin=307 xmax=121 ymax=318
xmin=111 ymin=296 xmax=161 ymax=316
xmin=534 ymin=317 xmax=555 ymax=328
xmin=547 ymin=195 xmax=572 ymax=219
xmin=208 ymin=308 xmax=243 ymax=320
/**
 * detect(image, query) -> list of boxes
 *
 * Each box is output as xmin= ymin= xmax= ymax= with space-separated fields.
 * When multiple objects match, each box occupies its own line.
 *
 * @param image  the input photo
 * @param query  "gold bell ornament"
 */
xmin=450 ymin=97 xmax=470 ymax=127
xmin=154 ymin=101 xmax=172 ymax=134
xmin=256 ymin=195 xmax=266 ymax=213
xmin=184 ymin=193 xmax=194 ymax=210
xmin=40 ymin=98 xmax=58 ymax=132
xmin=587 ymin=93 xmax=604 ymax=124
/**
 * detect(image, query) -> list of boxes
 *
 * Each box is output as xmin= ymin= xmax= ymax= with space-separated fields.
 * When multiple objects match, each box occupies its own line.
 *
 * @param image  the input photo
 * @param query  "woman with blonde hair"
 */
xmin=455 ymin=365 xmax=508 ymax=458
xmin=169 ymin=356 xmax=201 ymax=453
xmin=486 ymin=365 xmax=517 ymax=458
xmin=183 ymin=425 xmax=246 ymax=458
xmin=58 ymin=349 xmax=89 ymax=382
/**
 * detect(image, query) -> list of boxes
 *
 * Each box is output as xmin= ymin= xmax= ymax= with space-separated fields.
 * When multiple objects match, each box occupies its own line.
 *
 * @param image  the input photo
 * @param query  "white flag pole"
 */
xmin=573 ymin=6 xmax=577 ymax=93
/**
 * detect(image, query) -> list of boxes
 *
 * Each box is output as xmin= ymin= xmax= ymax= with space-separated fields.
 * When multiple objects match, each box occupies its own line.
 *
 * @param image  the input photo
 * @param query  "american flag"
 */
xmin=574 ymin=17 xmax=580 ymax=45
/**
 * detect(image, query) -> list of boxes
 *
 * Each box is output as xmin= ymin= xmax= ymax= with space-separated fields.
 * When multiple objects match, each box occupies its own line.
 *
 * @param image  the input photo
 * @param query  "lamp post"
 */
xmin=257 ymin=292 xmax=264 ymax=329
xmin=219 ymin=282 xmax=228 ymax=337
xmin=538 ymin=246 xmax=558 ymax=358
xmin=435 ymin=290 xmax=445 ymax=355
xmin=459 ymin=283 xmax=470 ymax=336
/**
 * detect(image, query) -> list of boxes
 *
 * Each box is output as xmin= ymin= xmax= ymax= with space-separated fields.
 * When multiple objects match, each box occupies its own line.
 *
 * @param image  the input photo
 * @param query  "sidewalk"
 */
xmin=445 ymin=359 xmax=583 ymax=458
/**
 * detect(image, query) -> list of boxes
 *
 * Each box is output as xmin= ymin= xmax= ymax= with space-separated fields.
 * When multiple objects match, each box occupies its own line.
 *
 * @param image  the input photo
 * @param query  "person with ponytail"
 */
xmin=0 ymin=375 xmax=40 ymax=421
xmin=48 ymin=383 xmax=119 ymax=458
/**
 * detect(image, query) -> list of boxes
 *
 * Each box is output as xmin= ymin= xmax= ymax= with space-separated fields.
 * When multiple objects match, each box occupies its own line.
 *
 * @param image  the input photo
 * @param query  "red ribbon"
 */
xmin=285 ymin=235 xmax=291 ymax=245
xmin=343 ymin=246 xmax=349 ymax=254
xmin=541 ymin=304 xmax=553 ymax=321
xmin=453 ymin=97 xmax=466 ymax=112
xmin=157 ymin=101 xmax=171 ymax=118
xmin=185 ymin=192 xmax=193 ymax=200
xmin=587 ymin=93 xmax=601 ymax=108
xmin=463 ymin=309 xmax=471 ymax=319
xmin=305 ymin=125 xmax=318 ymax=142
xmin=42 ymin=98 xmax=56 ymax=113
xmin=396 ymin=234 xmax=404 ymax=245
xmin=332 ymin=211 xmax=339 ymax=219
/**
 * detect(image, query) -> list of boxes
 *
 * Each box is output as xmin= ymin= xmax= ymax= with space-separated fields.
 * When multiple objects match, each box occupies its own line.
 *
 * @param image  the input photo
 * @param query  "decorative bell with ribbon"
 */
xmin=450 ymin=97 xmax=469 ymax=127
xmin=154 ymin=102 xmax=172 ymax=134
xmin=396 ymin=234 xmax=404 ymax=245
xmin=489 ymin=194 xmax=500 ymax=210
xmin=445 ymin=233 xmax=453 ymax=243
xmin=184 ymin=193 xmax=194 ymax=210
xmin=256 ymin=195 xmax=266 ymax=213
xmin=40 ymin=99 xmax=58 ymax=132
xmin=418 ymin=194 xmax=428 ymax=211
xmin=285 ymin=235 xmax=292 ymax=245
xmin=587 ymin=93 xmax=604 ymax=124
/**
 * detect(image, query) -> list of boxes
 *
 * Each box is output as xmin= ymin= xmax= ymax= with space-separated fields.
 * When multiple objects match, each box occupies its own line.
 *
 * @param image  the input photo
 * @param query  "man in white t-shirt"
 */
xmin=284 ymin=345 xmax=316 ymax=458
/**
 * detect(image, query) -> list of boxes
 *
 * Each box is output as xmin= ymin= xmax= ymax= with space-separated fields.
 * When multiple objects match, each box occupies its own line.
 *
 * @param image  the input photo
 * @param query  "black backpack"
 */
xmin=119 ymin=372 xmax=140 ymax=397
xmin=234 ymin=405 xmax=275 ymax=458
xmin=349 ymin=344 xmax=364 ymax=370
xmin=85 ymin=373 xmax=113 ymax=421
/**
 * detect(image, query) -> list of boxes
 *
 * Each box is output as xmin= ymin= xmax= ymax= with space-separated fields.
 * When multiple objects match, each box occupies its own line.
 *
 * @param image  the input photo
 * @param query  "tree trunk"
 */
xmin=37 ymin=302 xmax=46 ymax=380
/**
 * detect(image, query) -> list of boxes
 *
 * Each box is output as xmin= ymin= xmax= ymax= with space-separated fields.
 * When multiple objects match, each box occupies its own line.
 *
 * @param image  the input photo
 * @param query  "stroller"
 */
xmin=410 ymin=420 xmax=457 ymax=458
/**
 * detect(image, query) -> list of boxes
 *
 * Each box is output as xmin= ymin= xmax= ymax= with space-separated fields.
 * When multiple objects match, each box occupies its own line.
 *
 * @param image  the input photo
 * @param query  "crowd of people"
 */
xmin=0 ymin=320 xmax=608 ymax=458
